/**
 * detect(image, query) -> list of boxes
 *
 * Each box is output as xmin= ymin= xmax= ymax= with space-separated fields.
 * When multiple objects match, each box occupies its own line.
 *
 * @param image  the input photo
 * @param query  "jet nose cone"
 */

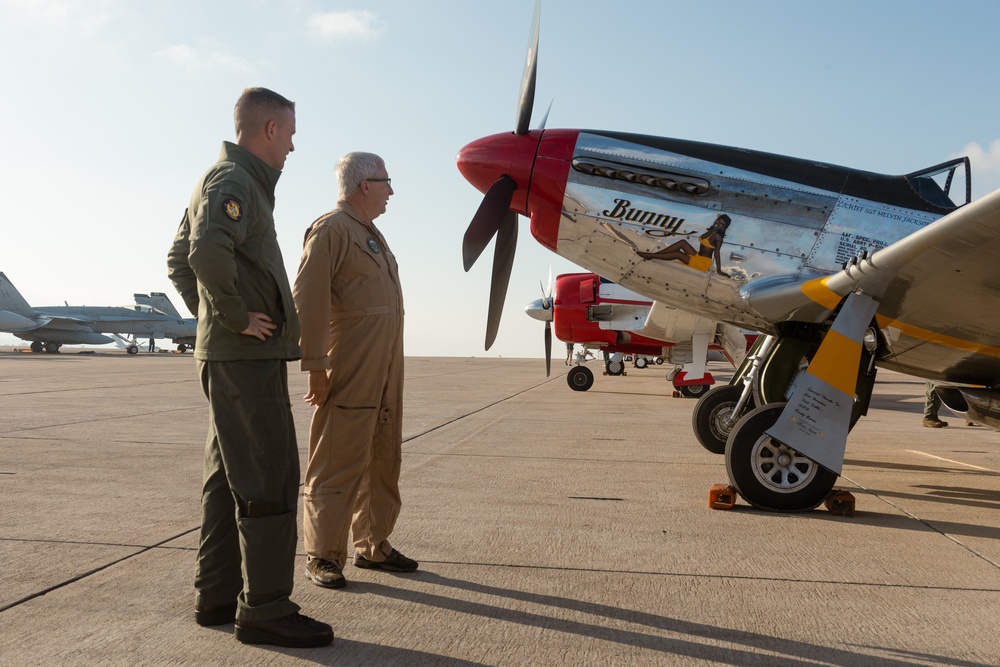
xmin=456 ymin=130 xmax=542 ymax=215
xmin=524 ymin=298 xmax=552 ymax=322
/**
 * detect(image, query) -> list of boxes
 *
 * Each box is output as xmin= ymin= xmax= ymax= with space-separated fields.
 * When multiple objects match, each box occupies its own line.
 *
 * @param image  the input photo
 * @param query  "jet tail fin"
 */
xmin=0 ymin=273 xmax=36 ymax=316
xmin=149 ymin=292 xmax=183 ymax=318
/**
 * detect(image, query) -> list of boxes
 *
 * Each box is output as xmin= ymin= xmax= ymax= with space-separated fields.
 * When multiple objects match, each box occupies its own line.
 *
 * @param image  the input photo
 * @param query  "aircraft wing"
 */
xmin=635 ymin=301 xmax=715 ymax=343
xmin=746 ymin=188 xmax=1000 ymax=385
xmin=23 ymin=315 xmax=101 ymax=332
xmin=636 ymin=301 xmax=749 ymax=369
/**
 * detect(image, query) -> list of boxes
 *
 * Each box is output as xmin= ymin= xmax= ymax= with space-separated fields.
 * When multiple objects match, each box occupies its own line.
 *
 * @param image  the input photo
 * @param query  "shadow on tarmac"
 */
xmin=356 ymin=572 xmax=992 ymax=667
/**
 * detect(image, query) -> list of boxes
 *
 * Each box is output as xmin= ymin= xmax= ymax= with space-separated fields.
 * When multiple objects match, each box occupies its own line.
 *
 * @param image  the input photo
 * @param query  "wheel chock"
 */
xmin=672 ymin=390 xmax=682 ymax=398
xmin=824 ymin=490 xmax=855 ymax=516
xmin=709 ymin=484 xmax=737 ymax=510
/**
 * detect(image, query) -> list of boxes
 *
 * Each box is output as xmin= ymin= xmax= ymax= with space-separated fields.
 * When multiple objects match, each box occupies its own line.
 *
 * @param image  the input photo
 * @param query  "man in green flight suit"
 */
xmin=167 ymin=87 xmax=332 ymax=648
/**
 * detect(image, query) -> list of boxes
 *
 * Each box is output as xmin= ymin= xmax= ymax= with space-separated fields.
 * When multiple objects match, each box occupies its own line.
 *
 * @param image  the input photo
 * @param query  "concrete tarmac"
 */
xmin=0 ymin=350 xmax=997 ymax=666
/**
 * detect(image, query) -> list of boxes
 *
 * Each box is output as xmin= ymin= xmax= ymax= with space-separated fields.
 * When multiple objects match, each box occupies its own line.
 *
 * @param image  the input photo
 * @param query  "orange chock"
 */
xmin=708 ymin=484 xmax=737 ymax=510
xmin=824 ymin=490 xmax=856 ymax=516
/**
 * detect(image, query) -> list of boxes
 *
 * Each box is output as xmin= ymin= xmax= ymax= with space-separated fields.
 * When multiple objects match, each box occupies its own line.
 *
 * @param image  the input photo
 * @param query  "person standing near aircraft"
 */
xmin=166 ymin=87 xmax=332 ymax=648
xmin=293 ymin=152 xmax=416 ymax=590
xmin=637 ymin=213 xmax=731 ymax=276
xmin=923 ymin=381 xmax=977 ymax=427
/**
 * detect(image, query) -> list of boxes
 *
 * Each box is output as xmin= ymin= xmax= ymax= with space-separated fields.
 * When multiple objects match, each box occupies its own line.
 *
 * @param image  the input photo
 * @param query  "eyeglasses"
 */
xmin=367 ymin=178 xmax=391 ymax=186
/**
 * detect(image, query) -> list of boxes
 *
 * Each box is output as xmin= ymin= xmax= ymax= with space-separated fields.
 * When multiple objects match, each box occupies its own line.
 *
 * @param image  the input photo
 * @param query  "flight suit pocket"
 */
xmin=352 ymin=239 xmax=382 ymax=268
xmin=322 ymin=402 xmax=378 ymax=463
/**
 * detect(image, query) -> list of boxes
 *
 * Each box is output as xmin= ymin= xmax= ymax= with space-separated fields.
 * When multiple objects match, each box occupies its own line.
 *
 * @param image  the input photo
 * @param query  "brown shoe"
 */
xmin=922 ymin=418 xmax=948 ymax=428
xmin=194 ymin=602 xmax=237 ymax=627
xmin=235 ymin=612 xmax=333 ymax=648
xmin=305 ymin=558 xmax=346 ymax=589
xmin=354 ymin=548 xmax=418 ymax=572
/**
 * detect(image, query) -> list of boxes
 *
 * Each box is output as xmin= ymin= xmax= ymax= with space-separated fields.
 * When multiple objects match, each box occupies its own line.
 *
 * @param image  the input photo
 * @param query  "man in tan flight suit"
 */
xmin=293 ymin=152 xmax=415 ymax=589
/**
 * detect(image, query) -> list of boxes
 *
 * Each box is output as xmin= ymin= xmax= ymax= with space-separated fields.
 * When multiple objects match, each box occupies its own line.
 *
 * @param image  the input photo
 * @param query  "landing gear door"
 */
xmin=718 ymin=323 xmax=750 ymax=368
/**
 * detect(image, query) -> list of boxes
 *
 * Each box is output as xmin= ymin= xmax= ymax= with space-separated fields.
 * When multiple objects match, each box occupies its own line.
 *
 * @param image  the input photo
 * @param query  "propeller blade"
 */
xmin=515 ymin=0 xmax=541 ymax=135
xmin=544 ymin=320 xmax=552 ymax=377
xmin=462 ymin=175 xmax=517 ymax=272
xmin=485 ymin=210 xmax=518 ymax=350
xmin=537 ymin=99 xmax=553 ymax=132
xmin=542 ymin=264 xmax=553 ymax=308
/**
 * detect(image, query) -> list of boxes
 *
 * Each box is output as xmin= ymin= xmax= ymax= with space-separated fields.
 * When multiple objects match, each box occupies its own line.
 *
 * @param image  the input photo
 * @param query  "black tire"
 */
xmin=679 ymin=383 xmax=708 ymax=398
xmin=30 ymin=341 xmax=42 ymax=353
xmin=692 ymin=385 xmax=752 ymax=455
xmin=567 ymin=366 xmax=594 ymax=392
xmin=127 ymin=345 xmax=139 ymax=355
xmin=635 ymin=357 xmax=648 ymax=369
xmin=655 ymin=357 xmax=664 ymax=365
xmin=725 ymin=403 xmax=837 ymax=512
xmin=606 ymin=359 xmax=625 ymax=376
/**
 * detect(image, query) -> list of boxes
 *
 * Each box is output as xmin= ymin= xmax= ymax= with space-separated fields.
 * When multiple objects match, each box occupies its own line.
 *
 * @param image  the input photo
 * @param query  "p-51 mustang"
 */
xmin=0 ymin=272 xmax=197 ymax=354
xmin=525 ymin=271 xmax=747 ymax=394
xmin=458 ymin=2 xmax=997 ymax=512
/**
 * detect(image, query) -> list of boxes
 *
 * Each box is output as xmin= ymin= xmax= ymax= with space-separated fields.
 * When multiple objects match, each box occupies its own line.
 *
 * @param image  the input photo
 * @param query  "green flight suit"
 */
xmin=167 ymin=141 xmax=302 ymax=622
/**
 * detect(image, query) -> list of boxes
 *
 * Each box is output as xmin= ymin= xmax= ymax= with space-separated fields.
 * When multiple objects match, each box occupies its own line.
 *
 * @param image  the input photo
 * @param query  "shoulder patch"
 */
xmin=223 ymin=198 xmax=243 ymax=222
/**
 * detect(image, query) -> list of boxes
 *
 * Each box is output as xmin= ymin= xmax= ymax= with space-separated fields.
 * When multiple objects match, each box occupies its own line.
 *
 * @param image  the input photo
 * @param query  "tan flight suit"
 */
xmin=293 ymin=201 xmax=404 ymax=569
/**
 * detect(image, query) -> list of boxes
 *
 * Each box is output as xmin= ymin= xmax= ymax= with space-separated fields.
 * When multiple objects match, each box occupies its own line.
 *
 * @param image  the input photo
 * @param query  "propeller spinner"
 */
xmin=524 ymin=267 xmax=554 ymax=376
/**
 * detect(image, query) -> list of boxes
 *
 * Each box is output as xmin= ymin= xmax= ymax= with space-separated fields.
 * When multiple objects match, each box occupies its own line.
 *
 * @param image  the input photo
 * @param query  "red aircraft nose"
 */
xmin=456 ymin=130 xmax=543 ymax=216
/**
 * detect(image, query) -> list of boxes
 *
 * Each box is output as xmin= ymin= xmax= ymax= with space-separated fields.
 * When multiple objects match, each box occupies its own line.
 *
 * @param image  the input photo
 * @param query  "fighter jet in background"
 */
xmin=0 ymin=272 xmax=196 ymax=354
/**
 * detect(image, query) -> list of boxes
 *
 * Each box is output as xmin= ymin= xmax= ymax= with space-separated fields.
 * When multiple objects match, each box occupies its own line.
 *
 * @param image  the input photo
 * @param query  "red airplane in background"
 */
xmin=457 ymin=2 xmax=999 ymax=513
xmin=524 ymin=271 xmax=746 ymax=395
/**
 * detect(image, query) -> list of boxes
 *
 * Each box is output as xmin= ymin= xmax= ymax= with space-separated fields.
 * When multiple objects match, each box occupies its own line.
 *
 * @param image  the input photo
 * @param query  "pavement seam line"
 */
xmin=0 ymin=527 xmax=199 ymax=614
xmin=840 ymin=474 xmax=1000 ymax=571
xmin=402 ymin=375 xmax=559 ymax=444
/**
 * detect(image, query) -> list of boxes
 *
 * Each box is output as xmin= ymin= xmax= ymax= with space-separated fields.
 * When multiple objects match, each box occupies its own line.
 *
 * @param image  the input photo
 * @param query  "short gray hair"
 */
xmin=336 ymin=152 xmax=385 ymax=199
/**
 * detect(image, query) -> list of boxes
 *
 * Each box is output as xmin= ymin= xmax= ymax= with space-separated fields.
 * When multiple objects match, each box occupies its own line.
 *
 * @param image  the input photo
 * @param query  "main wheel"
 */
xmin=606 ymin=359 xmax=625 ymax=376
xmin=692 ymin=385 xmax=753 ymax=455
xmin=30 ymin=341 xmax=43 ymax=353
xmin=567 ymin=366 xmax=594 ymax=392
xmin=635 ymin=357 xmax=648 ymax=369
xmin=127 ymin=345 xmax=139 ymax=355
xmin=725 ymin=403 xmax=837 ymax=512
xmin=678 ymin=383 xmax=708 ymax=398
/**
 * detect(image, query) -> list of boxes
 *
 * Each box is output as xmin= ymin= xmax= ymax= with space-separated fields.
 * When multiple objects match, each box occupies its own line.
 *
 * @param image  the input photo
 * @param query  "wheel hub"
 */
xmin=751 ymin=435 xmax=817 ymax=493
xmin=710 ymin=405 xmax=736 ymax=439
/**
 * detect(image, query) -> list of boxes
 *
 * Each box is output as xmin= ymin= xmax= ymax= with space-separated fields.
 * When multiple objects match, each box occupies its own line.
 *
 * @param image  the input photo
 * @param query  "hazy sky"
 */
xmin=2 ymin=0 xmax=999 ymax=358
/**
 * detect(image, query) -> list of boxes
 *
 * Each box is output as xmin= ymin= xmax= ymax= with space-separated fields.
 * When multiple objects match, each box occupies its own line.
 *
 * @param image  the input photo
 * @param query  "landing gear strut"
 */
xmin=691 ymin=335 xmax=774 ymax=454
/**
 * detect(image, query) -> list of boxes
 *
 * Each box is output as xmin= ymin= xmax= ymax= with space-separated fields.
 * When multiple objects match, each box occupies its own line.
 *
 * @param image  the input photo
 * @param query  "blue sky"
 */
xmin=2 ymin=0 xmax=999 ymax=358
